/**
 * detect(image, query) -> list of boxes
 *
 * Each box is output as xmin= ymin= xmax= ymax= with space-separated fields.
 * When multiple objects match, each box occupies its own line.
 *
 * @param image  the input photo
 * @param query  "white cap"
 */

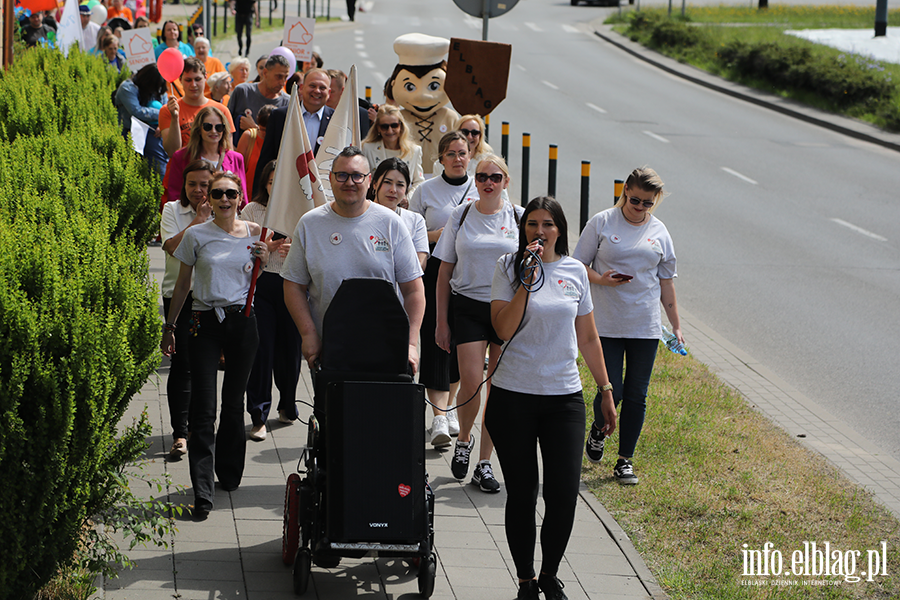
xmin=393 ymin=33 xmax=450 ymax=67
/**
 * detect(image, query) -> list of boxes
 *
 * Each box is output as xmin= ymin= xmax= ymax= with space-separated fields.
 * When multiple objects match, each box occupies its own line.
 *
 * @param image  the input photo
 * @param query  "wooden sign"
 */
xmin=444 ymin=38 xmax=511 ymax=116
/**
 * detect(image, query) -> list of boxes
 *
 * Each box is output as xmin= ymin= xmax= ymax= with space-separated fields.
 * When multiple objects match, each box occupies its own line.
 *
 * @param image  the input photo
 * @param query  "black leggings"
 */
xmin=485 ymin=386 xmax=585 ymax=580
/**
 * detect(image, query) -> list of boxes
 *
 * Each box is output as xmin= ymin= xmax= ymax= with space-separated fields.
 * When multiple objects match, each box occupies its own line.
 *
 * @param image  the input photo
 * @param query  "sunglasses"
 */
xmin=202 ymin=122 xmax=226 ymax=133
xmin=627 ymin=195 xmax=655 ymax=209
xmin=378 ymin=122 xmax=401 ymax=131
xmin=210 ymin=188 xmax=239 ymax=199
xmin=460 ymin=128 xmax=481 ymax=138
xmin=475 ymin=172 xmax=504 ymax=184
xmin=333 ymin=171 xmax=368 ymax=183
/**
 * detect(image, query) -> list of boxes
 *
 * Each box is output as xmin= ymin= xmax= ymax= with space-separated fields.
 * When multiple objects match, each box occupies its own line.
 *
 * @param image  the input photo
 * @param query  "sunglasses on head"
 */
xmin=460 ymin=128 xmax=481 ymax=138
xmin=627 ymin=195 xmax=655 ymax=209
xmin=378 ymin=122 xmax=401 ymax=131
xmin=210 ymin=188 xmax=239 ymax=199
xmin=475 ymin=172 xmax=504 ymax=184
xmin=202 ymin=122 xmax=226 ymax=133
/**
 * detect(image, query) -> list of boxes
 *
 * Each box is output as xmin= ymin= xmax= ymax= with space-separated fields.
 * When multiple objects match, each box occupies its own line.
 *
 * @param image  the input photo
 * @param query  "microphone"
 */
xmin=522 ymin=239 xmax=544 ymax=269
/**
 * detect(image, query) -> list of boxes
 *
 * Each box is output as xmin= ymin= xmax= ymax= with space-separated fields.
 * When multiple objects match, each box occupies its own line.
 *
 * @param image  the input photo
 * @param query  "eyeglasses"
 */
xmin=627 ymin=196 xmax=655 ymax=209
xmin=210 ymin=188 xmax=239 ymax=199
xmin=202 ymin=122 xmax=226 ymax=133
xmin=475 ymin=172 xmax=504 ymax=184
xmin=378 ymin=122 xmax=401 ymax=131
xmin=443 ymin=151 xmax=467 ymax=160
xmin=460 ymin=128 xmax=481 ymax=138
xmin=333 ymin=171 xmax=368 ymax=183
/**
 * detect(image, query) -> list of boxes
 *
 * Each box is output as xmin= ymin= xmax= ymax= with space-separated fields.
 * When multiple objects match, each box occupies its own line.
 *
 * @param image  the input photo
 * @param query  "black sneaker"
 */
xmin=471 ymin=460 xmax=500 ymax=493
xmin=585 ymin=423 xmax=605 ymax=463
xmin=451 ymin=435 xmax=475 ymax=480
xmin=614 ymin=458 xmax=639 ymax=485
xmin=517 ymin=579 xmax=540 ymax=600
xmin=538 ymin=574 xmax=568 ymax=600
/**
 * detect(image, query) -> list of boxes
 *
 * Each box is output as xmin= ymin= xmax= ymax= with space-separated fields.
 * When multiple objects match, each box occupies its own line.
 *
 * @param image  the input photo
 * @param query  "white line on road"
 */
xmin=358 ymin=51 xmax=369 ymax=58
xmin=562 ymin=24 xmax=580 ymax=33
xmin=354 ymin=30 xmax=364 ymax=35
xmin=372 ymin=72 xmax=386 ymax=83
xmin=363 ymin=60 xmax=376 ymax=69
xmin=830 ymin=218 xmax=888 ymax=242
xmin=721 ymin=167 xmax=758 ymax=184
xmin=525 ymin=22 xmax=543 ymax=32
xmin=643 ymin=130 xmax=670 ymax=143
xmin=586 ymin=102 xmax=607 ymax=114
xmin=516 ymin=64 xmax=527 ymax=72
xmin=355 ymin=43 xmax=365 ymax=49
xmin=354 ymin=36 xmax=364 ymax=42
xmin=542 ymin=80 xmax=559 ymax=90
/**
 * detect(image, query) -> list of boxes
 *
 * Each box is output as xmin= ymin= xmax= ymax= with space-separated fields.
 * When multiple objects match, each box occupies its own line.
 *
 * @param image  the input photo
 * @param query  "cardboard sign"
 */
xmin=123 ymin=28 xmax=155 ymax=73
xmin=282 ymin=17 xmax=315 ymax=62
xmin=444 ymin=38 xmax=511 ymax=116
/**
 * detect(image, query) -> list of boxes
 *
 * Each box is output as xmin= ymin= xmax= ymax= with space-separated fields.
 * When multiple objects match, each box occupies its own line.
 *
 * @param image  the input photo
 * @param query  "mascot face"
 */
xmin=392 ymin=67 xmax=449 ymax=119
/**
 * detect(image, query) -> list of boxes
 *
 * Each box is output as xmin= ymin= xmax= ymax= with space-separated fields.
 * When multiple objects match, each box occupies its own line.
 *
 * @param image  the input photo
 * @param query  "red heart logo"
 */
xmin=398 ymin=484 xmax=411 ymax=498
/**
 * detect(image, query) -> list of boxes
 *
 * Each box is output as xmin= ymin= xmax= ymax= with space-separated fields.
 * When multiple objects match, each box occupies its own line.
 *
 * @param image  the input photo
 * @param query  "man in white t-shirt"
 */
xmin=282 ymin=147 xmax=425 ymax=373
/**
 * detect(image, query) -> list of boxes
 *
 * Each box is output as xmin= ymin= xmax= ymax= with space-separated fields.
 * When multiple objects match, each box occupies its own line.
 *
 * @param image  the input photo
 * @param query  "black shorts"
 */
xmin=452 ymin=292 xmax=503 ymax=347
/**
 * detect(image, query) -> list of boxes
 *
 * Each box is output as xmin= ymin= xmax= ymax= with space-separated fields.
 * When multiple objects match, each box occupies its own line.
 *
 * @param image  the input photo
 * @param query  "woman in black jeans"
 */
xmin=161 ymin=172 xmax=269 ymax=520
xmin=487 ymin=197 xmax=617 ymax=600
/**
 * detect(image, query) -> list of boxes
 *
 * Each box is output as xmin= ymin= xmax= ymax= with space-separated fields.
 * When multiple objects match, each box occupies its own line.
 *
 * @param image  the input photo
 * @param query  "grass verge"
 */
xmin=579 ymin=346 xmax=900 ymax=599
xmin=606 ymin=6 xmax=900 ymax=132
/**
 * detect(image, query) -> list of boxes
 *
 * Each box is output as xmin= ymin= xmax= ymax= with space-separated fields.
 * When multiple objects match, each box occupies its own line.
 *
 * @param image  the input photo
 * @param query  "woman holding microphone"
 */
xmin=573 ymin=167 xmax=681 ymax=486
xmin=488 ymin=196 xmax=617 ymax=600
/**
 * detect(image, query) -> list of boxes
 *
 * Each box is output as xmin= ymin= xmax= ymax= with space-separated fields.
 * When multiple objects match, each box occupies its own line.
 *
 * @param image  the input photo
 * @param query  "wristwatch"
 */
xmin=599 ymin=383 xmax=613 ymax=393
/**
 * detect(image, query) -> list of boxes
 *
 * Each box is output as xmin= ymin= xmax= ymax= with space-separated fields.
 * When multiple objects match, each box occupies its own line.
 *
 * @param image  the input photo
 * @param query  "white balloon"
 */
xmin=90 ymin=3 xmax=107 ymax=24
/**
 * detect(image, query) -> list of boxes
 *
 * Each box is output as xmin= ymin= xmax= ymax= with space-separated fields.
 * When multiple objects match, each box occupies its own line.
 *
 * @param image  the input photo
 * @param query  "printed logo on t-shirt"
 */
xmin=500 ymin=226 xmax=517 ymax=239
xmin=610 ymin=234 xmax=621 ymax=244
xmin=369 ymin=235 xmax=390 ymax=252
xmin=557 ymin=279 xmax=580 ymax=299
xmin=647 ymin=237 xmax=663 ymax=255
xmin=330 ymin=233 xmax=342 ymax=245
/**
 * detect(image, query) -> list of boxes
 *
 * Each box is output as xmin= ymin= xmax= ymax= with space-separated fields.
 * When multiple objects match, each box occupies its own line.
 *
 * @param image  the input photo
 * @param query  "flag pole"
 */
xmin=243 ymin=227 xmax=268 ymax=316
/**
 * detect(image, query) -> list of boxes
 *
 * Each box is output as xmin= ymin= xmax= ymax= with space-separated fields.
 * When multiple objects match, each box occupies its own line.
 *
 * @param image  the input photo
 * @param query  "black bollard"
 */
xmin=521 ymin=133 xmax=531 ymax=207
xmin=580 ymin=161 xmax=591 ymax=232
xmin=548 ymin=144 xmax=557 ymax=198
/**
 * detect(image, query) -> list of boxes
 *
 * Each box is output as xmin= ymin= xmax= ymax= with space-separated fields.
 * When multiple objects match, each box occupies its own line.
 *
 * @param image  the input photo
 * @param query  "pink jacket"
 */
xmin=166 ymin=148 xmax=248 ymax=207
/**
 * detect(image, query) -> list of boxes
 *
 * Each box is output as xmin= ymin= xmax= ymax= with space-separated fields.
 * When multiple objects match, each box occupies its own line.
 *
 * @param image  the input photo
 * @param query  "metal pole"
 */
xmin=681 ymin=0 xmax=686 ymax=18
xmin=213 ymin=0 xmax=217 ymax=37
xmin=875 ymin=0 xmax=887 ymax=36
xmin=548 ymin=145 xmax=557 ymax=198
xmin=204 ymin=0 xmax=212 ymax=44
xmin=328 ymin=0 xmax=331 ymax=20
xmin=667 ymin=0 xmax=672 ymax=17
xmin=482 ymin=0 xmax=489 ymax=41
xmin=269 ymin=0 xmax=273 ymax=26
xmin=580 ymin=161 xmax=590 ymax=232
xmin=521 ymin=133 xmax=530 ymax=207
xmin=484 ymin=113 xmax=490 ymax=143
xmin=614 ymin=179 xmax=624 ymax=206
xmin=501 ymin=121 xmax=509 ymax=163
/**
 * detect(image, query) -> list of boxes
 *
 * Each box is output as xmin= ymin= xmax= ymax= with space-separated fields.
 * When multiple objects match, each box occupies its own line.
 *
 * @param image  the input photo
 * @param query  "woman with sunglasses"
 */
xmin=433 ymin=154 xmax=523 ymax=493
xmin=361 ymin=105 xmax=425 ymax=198
xmin=161 ymin=172 xmax=270 ymax=520
xmin=573 ymin=167 xmax=682 ymax=486
xmin=488 ymin=196 xmax=617 ymax=600
xmin=165 ymin=105 xmax=248 ymax=207
xmin=370 ymin=158 xmax=428 ymax=271
xmin=409 ymin=131 xmax=479 ymax=449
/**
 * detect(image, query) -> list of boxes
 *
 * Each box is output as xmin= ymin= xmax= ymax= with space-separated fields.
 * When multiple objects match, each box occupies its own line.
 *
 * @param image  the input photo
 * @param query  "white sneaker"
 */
xmin=430 ymin=415 xmax=451 ymax=447
xmin=249 ymin=424 xmax=267 ymax=441
xmin=446 ymin=407 xmax=460 ymax=437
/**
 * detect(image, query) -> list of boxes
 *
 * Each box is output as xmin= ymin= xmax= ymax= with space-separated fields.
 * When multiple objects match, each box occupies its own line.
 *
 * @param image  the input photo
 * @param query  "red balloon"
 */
xmin=157 ymin=48 xmax=184 ymax=83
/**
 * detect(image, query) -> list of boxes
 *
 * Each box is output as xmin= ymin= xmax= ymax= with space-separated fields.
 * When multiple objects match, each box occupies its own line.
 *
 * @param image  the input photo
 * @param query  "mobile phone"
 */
xmin=611 ymin=273 xmax=633 ymax=281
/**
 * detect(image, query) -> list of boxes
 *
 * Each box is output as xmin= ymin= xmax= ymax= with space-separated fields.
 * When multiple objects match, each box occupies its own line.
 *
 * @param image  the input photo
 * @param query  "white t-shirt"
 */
xmin=240 ymin=202 xmax=285 ymax=274
xmin=173 ymin=220 xmax=260 ymax=312
xmin=490 ymin=255 xmax=594 ymax=395
xmin=396 ymin=206 xmax=429 ymax=256
xmin=408 ymin=174 xmax=478 ymax=233
xmin=160 ymin=201 xmax=211 ymax=298
xmin=281 ymin=201 xmax=424 ymax=336
xmin=572 ymin=207 xmax=677 ymax=339
xmin=432 ymin=201 xmax=524 ymax=303
xmin=361 ymin=142 xmax=425 ymax=197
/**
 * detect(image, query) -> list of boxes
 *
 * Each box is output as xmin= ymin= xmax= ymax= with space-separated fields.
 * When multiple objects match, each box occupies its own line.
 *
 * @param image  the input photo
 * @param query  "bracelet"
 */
xmin=599 ymin=383 xmax=613 ymax=393
xmin=164 ymin=323 xmax=177 ymax=332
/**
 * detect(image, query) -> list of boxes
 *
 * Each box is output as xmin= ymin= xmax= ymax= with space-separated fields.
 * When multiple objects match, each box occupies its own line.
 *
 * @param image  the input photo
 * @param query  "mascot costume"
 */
xmin=388 ymin=33 xmax=460 ymax=175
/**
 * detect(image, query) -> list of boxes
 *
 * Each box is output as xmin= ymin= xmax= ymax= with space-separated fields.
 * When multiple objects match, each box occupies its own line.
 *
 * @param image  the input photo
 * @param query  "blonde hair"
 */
xmin=475 ymin=154 xmax=511 ymax=182
xmin=455 ymin=114 xmax=493 ymax=157
xmin=228 ymin=57 xmax=251 ymax=81
xmin=184 ymin=105 xmax=233 ymax=159
xmin=362 ymin=104 xmax=415 ymax=161
xmin=613 ymin=166 xmax=667 ymax=215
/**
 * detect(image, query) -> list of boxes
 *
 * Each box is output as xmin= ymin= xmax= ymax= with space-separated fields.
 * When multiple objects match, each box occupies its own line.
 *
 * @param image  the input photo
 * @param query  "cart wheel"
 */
xmin=417 ymin=552 xmax=436 ymax=598
xmin=293 ymin=547 xmax=312 ymax=595
xmin=283 ymin=473 xmax=301 ymax=565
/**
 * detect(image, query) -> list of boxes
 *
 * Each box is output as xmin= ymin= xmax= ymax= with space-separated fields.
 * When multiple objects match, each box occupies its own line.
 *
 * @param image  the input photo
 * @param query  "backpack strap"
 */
xmin=458 ymin=202 xmax=474 ymax=229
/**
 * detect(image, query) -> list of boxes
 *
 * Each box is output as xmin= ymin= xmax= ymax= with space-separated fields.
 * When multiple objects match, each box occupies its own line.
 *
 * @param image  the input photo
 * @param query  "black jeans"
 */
xmin=419 ymin=255 xmax=458 ymax=389
xmin=485 ymin=386 xmax=585 ymax=580
xmin=246 ymin=271 xmax=302 ymax=426
xmin=346 ymin=0 xmax=356 ymax=20
xmin=163 ymin=292 xmax=193 ymax=440
xmin=188 ymin=309 xmax=258 ymax=504
xmin=235 ymin=12 xmax=253 ymax=56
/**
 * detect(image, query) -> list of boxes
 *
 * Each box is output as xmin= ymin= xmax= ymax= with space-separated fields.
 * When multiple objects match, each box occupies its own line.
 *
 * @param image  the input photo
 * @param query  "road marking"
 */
xmin=562 ymin=24 xmax=579 ymax=33
xmin=830 ymin=218 xmax=888 ymax=242
xmin=355 ymin=43 xmax=365 ymax=49
xmin=516 ymin=64 xmax=527 ymax=72
xmin=354 ymin=36 xmax=364 ymax=42
xmin=358 ymin=51 xmax=369 ymax=58
xmin=586 ymin=102 xmax=607 ymax=114
xmin=525 ymin=22 xmax=543 ymax=32
xmin=721 ymin=167 xmax=758 ymax=184
xmin=643 ymin=130 xmax=669 ymax=143
xmin=372 ymin=71 xmax=386 ymax=84
xmin=542 ymin=80 xmax=559 ymax=90
xmin=354 ymin=29 xmax=364 ymax=35
xmin=363 ymin=60 xmax=376 ymax=69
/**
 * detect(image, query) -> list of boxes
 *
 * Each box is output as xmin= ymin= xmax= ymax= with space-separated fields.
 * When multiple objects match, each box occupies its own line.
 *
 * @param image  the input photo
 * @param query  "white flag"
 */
xmin=315 ymin=64 xmax=361 ymax=202
xmin=264 ymin=86 xmax=327 ymax=237
xmin=57 ymin=0 xmax=84 ymax=57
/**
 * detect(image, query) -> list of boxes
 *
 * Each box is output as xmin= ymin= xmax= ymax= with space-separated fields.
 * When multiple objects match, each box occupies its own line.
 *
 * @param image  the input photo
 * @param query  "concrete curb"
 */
xmin=590 ymin=21 xmax=900 ymax=154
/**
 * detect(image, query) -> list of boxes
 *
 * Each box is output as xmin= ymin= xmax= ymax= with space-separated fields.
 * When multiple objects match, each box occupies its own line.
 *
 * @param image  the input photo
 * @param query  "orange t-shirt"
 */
xmin=159 ymin=99 xmax=236 ymax=149
xmin=107 ymin=5 xmax=133 ymax=23
xmin=203 ymin=56 xmax=227 ymax=97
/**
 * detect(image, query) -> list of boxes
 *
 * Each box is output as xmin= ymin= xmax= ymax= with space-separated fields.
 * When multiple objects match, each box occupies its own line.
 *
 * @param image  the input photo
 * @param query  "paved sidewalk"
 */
xmin=102 ymin=245 xmax=666 ymax=600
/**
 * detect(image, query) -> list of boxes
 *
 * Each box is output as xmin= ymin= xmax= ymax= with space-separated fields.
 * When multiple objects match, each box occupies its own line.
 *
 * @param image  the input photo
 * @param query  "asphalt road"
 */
xmin=247 ymin=0 xmax=900 ymax=460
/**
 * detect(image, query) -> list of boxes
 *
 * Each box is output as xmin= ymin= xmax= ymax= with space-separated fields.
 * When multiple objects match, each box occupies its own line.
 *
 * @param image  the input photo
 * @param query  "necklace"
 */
xmin=622 ymin=209 xmax=646 ymax=225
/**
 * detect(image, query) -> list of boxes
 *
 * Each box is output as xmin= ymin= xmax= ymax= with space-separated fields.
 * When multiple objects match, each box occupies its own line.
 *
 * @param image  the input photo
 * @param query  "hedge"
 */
xmin=0 ymin=47 xmax=162 ymax=600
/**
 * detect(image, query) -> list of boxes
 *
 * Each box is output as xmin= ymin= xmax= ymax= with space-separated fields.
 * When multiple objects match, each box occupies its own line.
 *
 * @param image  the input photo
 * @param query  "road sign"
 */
xmin=283 ymin=17 xmax=315 ymax=62
xmin=452 ymin=0 xmax=519 ymax=18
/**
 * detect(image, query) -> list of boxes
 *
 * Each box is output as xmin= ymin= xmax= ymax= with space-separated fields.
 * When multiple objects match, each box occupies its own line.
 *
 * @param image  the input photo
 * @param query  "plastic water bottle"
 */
xmin=662 ymin=325 xmax=687 ymax=356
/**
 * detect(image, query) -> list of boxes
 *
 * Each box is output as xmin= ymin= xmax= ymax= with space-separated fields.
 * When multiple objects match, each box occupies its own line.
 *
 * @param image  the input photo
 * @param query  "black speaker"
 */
xmin=325 ymin=381 xmax=426 ymax=543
